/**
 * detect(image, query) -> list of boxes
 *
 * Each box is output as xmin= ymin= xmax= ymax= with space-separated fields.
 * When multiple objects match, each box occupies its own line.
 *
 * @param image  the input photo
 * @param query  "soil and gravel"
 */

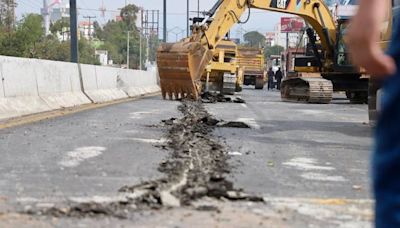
xmin=23 ymin=100 xmax=262 ymax=219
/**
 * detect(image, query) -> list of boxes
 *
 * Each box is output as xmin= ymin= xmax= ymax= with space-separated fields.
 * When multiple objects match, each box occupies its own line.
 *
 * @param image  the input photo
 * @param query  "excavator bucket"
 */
xmin=157 ymin=41 xmax=212 ymax=100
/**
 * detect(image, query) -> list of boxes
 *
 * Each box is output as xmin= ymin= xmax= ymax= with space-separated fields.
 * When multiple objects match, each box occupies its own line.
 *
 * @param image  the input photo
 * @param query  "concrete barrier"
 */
xmin=80 ymin=64 xmax=128 ymax=103
xmin=0 ymin=56 xmax=51 ymax=120
xmin=36 ymin=60 xmax=91 ymax=109
xmin=119 ymin=69 xmax=160 ymax=97
xmin=0 ymin=71 xmax=4 ymax=99
xmin=0 ymin=55 xmax=160 ymax=121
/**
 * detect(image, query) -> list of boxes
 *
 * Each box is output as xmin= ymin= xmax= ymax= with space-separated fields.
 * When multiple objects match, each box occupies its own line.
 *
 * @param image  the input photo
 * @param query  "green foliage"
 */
xmin=244 ymin=31 xmax=266 ymax=48
xmin=50 ymin=18 xmax=69 ymax=35
xmin=0 ymin=14 xmax=44 ymax=57
xmin=32 ymin=38 xmax=70 ymax=61
xmin=96 ymin=4 xmax=147 ymax=69
xmin=264 ymin=45 xmax=285 ymax=59
xmin=120 ymin=4 xmax=140 ymax=30
xmin=0 ymin=4 xmax=149 ymax=69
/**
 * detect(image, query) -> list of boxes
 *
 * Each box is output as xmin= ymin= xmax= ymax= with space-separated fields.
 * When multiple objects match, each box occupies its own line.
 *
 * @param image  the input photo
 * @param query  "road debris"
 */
xmin=217 ymin=121 xmax=251 ymax=129
xmin=23 ymin=100 xmax=262 ymax=219
xmin=201 ymin=92 xmax=245 ymax=104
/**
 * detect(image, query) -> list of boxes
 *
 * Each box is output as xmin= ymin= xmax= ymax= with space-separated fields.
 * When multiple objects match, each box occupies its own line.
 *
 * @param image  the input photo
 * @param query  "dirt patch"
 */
xmin=24 ymin=100 xmax=261 ymax=219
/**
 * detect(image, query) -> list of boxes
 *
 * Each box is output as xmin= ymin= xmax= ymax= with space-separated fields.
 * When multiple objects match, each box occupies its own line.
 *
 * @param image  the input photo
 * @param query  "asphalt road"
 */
xmin=0 ymin=88 xmax=374 ymax=227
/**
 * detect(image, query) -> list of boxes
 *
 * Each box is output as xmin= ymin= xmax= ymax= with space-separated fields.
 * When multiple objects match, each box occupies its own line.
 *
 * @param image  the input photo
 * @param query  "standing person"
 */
xmin=348 ymin=0 xmax=399 ymax=227
xmin=275 ymin=67 xmax=283 ymax=90
xmin=267 ymin=67 xmax=275 ymax=90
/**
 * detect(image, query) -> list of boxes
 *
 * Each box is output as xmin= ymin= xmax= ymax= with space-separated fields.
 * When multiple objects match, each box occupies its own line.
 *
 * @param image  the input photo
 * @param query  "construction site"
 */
xmin=0 ymin=0 xmax=395 ymax=227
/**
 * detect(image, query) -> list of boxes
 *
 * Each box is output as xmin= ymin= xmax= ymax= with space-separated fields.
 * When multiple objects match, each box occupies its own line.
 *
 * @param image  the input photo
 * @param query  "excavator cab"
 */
xmin=333 ymin=19 xmax=358 ymax=73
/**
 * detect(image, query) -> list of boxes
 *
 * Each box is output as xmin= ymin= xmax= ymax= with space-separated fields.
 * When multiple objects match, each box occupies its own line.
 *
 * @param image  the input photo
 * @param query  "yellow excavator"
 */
xmin=156 ymin=0 xmax=364 ymax=102
xmin=203 ymin=38 xmax=243 ymax=95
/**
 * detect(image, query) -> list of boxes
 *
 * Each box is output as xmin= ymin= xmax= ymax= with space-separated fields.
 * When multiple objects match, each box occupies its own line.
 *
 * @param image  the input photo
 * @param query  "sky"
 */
xmin=15 ymin=0 xmax=288 ymax=41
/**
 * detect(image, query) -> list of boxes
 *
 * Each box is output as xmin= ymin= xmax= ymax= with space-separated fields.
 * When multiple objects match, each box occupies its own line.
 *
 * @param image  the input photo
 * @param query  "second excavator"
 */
xmin=157 ymin=0 xmax=366 ymax=103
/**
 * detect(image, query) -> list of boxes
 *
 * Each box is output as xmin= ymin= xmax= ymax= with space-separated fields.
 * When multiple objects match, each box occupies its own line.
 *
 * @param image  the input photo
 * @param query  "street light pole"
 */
xmin=127 ymin=31 xmax=130 ymax=69
xmin=70 ymin=0 xmax=78 ymax=63
xmin=187 ymin=0 xmax=189 ymax=37
xmin=123 ymin=0 xmax=130 ymax=69
xmin=163 ymin=0 xmax=167 ymax=42
xmin=139 ymin=29 xmax=142 ymax=70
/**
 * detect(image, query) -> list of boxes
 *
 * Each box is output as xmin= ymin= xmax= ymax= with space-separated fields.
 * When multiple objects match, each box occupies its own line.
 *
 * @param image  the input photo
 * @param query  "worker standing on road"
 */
xmin=267 ymin=67 xmax=275 ymax=90
xmin=275 ymin=68 xmax=283 ymax=90
xmin=348 ymin=0 xmax=399 ymax=227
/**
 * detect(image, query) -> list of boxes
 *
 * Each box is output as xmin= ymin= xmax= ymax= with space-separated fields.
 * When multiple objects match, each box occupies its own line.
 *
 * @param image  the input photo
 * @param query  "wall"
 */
xmin=0 ymin=56 xmax=160 ymax=121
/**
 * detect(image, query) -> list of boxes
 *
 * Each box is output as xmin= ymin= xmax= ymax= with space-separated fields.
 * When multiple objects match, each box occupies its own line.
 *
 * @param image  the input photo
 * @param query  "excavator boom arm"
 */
xmin=204 ymin=0 xmax=336 ymax=54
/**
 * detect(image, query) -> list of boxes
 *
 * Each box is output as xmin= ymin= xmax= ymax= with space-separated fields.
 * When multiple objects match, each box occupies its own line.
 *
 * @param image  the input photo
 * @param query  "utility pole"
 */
xmin=187 ymin=0 xmax=189 ymax=37
xmin=127 ymin=31 xmax=130 ymax=69
xmin=120 ymin=1 xmax=130 ymax=69
xmin=197 ymin=0 xmax=200 ymax=17
xmin=139 ymin=29 xmax=142 ymax=70
xmin=83 ymin=15 xmax=96 ymax=41
xmin=42 ymin=0 xmax=50 ymax=35
xmin=69 ymin=0 xmax=78 ymax=63
xmin=163 ymin=0 xmax=166 ymax=42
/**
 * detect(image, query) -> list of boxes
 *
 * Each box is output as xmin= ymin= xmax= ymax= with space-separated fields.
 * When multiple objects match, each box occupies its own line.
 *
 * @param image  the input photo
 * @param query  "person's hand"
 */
xmin=347 ymin=0 xmax=396 ymax=78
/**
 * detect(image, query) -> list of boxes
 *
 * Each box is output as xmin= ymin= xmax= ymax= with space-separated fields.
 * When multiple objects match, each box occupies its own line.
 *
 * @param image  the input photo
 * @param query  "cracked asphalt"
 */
xmin=0 ymin=88 xmax=373 ymax=227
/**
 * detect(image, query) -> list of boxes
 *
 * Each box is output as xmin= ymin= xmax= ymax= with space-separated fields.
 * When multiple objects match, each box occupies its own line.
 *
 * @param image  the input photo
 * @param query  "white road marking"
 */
xmin=59 ymin=146 xmax=106 ymax=168
xmin=301 ymin=172 xmax=347 ymax=182
xmin=236 ymin=118 xmax=261 ymax=129
xmin=129 ymin=110 xmax=159 ymax=119
xmin=228 ymin=151 xmax=243 ymax=156
xmin=241 ymin=104 xmax=248 ymax=108
xmin=298 ymin=109 xmax=327 ymax=115
xmin=131 ymin=137 xmax=168 ymax=144
xmin=283 ymin=157 xmax=335 ymax=171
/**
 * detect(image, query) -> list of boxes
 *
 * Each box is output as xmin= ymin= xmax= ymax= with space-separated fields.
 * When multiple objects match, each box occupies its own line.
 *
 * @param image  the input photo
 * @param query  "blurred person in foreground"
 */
xmin=347 ymin=0 xmax=399 ymax=227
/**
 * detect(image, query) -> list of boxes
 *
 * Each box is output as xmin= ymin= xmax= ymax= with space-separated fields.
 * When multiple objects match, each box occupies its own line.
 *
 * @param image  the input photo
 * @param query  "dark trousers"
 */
xmin=374 ymin=11 xmax=400 ymax=228
xmin=268 ymin=78 xmax=274 ymax=90
xmin=276 ymin=79 xmax=282 ymax=90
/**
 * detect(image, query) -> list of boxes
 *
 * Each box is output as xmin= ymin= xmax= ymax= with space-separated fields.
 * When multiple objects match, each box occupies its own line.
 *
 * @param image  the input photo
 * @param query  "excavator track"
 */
xmin=281 ymin=77 xmax=333 ymax=104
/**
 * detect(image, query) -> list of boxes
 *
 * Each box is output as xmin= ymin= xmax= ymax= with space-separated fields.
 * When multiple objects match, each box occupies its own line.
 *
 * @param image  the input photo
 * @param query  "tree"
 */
xmin=264 ymin=45 xmax=285 ymax=59
xmin=50 ymin=18 xmax=69 ymax=35
xmin=95 ymin=3 xmax=147 ymax=69
xmin=0 ymin=14 xmax=43 ymax=57
xmin=120 ymin=4 xmax=140 ymax=30
xmin=244 ymin=31 xmax=266 ymax=48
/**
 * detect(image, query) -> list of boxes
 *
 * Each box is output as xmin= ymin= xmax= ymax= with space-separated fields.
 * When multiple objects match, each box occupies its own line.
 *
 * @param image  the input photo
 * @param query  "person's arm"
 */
xmin=347 ymin=0 xmax=396 ymax=77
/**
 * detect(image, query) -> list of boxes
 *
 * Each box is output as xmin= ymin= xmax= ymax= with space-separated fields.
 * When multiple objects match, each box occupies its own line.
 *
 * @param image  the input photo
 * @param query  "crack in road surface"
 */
xmin=24 ymin=100 xmax=262 ymax=219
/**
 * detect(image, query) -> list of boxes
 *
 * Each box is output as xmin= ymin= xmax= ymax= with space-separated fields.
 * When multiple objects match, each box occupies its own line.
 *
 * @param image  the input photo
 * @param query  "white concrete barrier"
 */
xmin=0 ymin=55 xmax=160 ymax=121
xmin=0 ymin=56 xmax=51 ymax=120
xmin=36 ymin=60 xmax=91 ymax=109
xmin=0 ymin=73 xmax=4 ymax=99
xmin=119 ymin=69 xmax=160 ymax=97
xmin=80 ymin=64 xmax=128 ymax=103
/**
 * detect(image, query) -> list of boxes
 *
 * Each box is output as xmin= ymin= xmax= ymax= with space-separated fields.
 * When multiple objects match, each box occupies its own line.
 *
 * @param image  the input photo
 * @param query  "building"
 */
xmin=95 ymin=50 xmax=109 ymax=66
xmin=50 ymin=4 xmax=70 ymax=23
xmin=79 ymin=21 xmax=95 ymax=40
xmin=265 ymin=32 xmax=275 ymax=46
